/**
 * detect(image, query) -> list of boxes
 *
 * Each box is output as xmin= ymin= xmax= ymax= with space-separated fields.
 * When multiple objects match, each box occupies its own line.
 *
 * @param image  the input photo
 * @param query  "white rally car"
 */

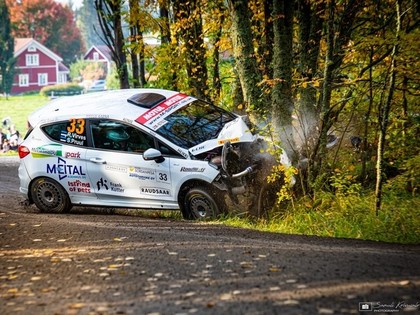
xmin=18 ymin=89 xmax=291 ymax=219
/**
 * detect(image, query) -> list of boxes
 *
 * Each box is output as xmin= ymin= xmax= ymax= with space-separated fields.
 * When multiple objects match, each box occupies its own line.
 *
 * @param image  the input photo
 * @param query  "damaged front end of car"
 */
xmin=189 ymin=115 xmax=291 ymax=217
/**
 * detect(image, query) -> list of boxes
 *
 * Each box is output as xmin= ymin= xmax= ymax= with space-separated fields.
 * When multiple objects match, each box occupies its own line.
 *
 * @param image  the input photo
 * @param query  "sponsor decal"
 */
xmin=217 ymin=137 xmax=240 ymax=145
xmin=140 ymin=187 xmax=170 ymax=196
xmin=96 ymin=178 xmax=125 ymax=193
xmin=110 ymin=182 xmax=124 ymax=193
xmin=65 ymin=152 xmax=81 ymax=159
xmin=190 ymin=145 xmax=205 ymax=153
xmin=177 ymin=148 xmax=189 ymax=159
xmin=47 ymin=157 xmax=86 ymax=180
xmin=128 ymin=167 xmax=156 ymax=181
xmin=86 ymin=114 xmax=110 ymax=119
xmin=180 ymin=167 xmax=205 ymax=172
xmin=68 ymin=180 xmax=91 ymax=193
xmin=135 ymin=93 xmax=196 ymax=130
xmin=105 ymin=165 xmax=128 ymax=173
xmin=31 ymin=144 xmax=63 ymax=158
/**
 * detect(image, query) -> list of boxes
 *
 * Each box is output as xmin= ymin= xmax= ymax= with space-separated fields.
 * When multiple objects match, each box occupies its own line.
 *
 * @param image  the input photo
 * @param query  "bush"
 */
xmin=40 ymin=83 xmax=84 ymax=97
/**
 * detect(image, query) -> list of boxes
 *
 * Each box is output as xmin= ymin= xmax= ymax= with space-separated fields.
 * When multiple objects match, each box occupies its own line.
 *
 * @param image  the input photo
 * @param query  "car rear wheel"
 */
xmin=181 ymin=187 xmax=225 ymax=220
xmin=30 ymin=177 xmax=72 ymax=213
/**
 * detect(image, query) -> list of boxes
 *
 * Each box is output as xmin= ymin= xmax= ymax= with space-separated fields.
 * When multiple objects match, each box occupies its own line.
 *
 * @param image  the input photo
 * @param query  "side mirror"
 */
xmin=143 ymin=148 xmax=165 ymax=163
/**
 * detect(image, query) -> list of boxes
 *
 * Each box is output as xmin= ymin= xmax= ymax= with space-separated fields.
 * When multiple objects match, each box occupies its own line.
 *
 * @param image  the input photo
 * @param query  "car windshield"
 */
xmin=156 ymin=100 xmax=237 ymax=149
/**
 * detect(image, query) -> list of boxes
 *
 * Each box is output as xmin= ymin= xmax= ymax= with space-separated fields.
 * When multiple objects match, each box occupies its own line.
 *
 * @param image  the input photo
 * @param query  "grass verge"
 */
xmin=218 ymin=192 xmax=420 ymax=245
xmin=0 ymin=94 xmax=49 ymax=136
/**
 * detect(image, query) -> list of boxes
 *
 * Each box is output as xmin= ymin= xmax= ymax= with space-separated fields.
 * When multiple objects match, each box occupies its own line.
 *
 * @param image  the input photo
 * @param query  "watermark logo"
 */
xmin=359 ymin=301 xmax=420 ymax=313
xmin=359 ymin=302 xmax=372 ymax=312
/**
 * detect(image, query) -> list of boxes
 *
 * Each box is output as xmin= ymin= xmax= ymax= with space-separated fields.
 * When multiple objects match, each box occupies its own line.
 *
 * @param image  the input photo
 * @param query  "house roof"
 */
xmin=14 ymin=38 xmax=63 ymax=62
xmin=84 ymin=45 xmax=113 ymax=61
xmin=58 ymin=62 xmax=69 ymax=73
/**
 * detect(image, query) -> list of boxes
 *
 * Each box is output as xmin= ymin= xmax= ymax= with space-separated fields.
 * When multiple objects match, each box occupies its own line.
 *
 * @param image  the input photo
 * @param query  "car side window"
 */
xmin=90 ymin=119 xmax=155 ymax=153
xmin=43 ymin=119 xmax=88 ymax=147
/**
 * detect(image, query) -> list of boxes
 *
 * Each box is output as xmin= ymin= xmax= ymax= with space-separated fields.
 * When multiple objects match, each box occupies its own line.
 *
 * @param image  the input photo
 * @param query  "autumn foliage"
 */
xmin=6 ymin=0 xmax=84 ymax=64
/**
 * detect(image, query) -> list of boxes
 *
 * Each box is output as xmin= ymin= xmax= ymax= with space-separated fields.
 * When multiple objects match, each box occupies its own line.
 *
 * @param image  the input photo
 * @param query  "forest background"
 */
xmin=0 ymin=0 xmax=419 ymax=244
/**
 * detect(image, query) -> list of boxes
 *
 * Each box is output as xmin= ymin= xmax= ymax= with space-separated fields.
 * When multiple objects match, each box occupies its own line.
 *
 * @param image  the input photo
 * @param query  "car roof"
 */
xmin=29 ymin=88 xmax=183 ymax=127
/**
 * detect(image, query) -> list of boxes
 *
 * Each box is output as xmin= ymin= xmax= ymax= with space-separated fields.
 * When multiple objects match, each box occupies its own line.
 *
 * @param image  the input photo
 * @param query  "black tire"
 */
xmin=255 ymin=181 xmax=280 ymax=219
xmin=30 ymin=177 xmax=72 ymax=213
xmin=181 ymin=187 xmax=225 ymax=220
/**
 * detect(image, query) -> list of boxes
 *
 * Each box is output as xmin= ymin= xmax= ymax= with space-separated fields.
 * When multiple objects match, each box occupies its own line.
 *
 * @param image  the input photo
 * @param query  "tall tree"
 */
xmin=295 ymin=0 xmax=324 ymax=154
xmin=77 ymin=0 xmax=103 ymax=49
xmin=375 ymin=0 xmax=402 ymax=214
xmin=7 ymin=0 xmax=84 ymax=64
xmin=271 ymin=0 xmax=295 ymax=160
xmin=128 ymin=0 xmax=146 ymax=88
xmin=0 ymin=0 xmax=15 ymax=97
xmin=227 ymin=0 xmax=267 ymax=117
xmin=94 ymin=0 xmax=129 ymax=89
xmin=173 ymin=0 xmax=209 ymax=99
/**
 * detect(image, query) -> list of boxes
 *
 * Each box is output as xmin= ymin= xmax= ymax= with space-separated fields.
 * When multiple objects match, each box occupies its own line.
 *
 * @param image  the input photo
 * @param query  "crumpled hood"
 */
xmin=188 ymin=116 xmax=256 ymax=155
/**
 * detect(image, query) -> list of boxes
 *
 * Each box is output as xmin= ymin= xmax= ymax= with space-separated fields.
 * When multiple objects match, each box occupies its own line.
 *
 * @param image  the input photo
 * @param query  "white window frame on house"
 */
xmin=58 ymin=73 xmax=67 ymax=84
xmin=93 ymin=52 xmax=99 ymax=60
xmin=26 ymin=54 xmax=39 ymax=66
xmin=19 ymin=74 xmax=29 ymax=87
xmin=38 ymin=73 xmax=48 ymax=86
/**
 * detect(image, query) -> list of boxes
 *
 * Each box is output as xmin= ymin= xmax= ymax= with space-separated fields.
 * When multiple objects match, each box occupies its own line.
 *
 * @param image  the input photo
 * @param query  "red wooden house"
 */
xmin=11 ymin=38 xmax=69 ymax=95
xmin=83 ymin=45 xmax=112 ymax=76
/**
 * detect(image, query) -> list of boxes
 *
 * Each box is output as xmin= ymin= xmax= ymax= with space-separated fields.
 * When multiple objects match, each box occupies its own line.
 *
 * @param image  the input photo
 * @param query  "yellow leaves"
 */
xmin=68 ymin=303 xmax=85 ymax=309
xmin=30 ymin=276 xmax=42 ymax=281
xmin=113 ymin=236 xmax=127 ymax=241
xmin=312 ymin=80 xmax=321 ymax=87
xmin=7 ymin=288 xmax=19 ymax=294
xmin=269 ymin=266 xmax=281 ymax=272
xmin=301 ymin=79 xmax=321 ymax=89
xmin=240 ymin=261 xmax=254 ymax=269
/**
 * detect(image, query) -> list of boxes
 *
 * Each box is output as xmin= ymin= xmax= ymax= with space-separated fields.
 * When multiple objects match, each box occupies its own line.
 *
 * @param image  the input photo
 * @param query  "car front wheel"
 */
xmin=181 ymin=187 xmax=225 ymax=220
xmin=30 ymin=177 xmax=72 ymax=213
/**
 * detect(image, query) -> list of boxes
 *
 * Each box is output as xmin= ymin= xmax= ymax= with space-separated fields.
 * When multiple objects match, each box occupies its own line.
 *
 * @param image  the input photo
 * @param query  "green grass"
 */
xmin=218 ymin=192 xmax=420 ymax=245
xmin=0 ymin=94 xmax=49 ymax=136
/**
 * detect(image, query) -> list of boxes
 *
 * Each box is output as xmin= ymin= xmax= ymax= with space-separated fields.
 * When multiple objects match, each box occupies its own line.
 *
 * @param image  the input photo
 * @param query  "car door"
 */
xmin=39 ymin=119 xmax=93 ymax=203
xmin=85 ymin=119 xmax=178 ymax=209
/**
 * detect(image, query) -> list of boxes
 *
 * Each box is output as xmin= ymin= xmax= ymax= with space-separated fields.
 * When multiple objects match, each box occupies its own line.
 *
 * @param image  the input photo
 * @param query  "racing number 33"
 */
xmin=67 ymin=118 xmax=85 ymax=134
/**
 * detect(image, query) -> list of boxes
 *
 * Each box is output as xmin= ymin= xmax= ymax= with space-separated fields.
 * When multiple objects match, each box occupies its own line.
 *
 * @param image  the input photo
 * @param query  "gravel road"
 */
xmin=1 ymin=156 xmax=419 ymax=315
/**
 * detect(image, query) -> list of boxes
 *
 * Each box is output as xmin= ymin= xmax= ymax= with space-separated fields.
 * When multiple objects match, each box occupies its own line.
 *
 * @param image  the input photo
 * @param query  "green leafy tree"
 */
xmin=0 ymin=0 xmax=15 ymax=96
xmin=173 ymin=0 xmax=209 ymax=99
xmin=77 ymin=0 xmax=103 ymax=49
xmin=7 ymin=0 xmax=84 ymax=64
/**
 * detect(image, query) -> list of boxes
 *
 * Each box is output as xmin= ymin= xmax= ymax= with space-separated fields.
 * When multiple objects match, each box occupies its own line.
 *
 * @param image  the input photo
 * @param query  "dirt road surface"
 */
xmin=1 ymin=156 xmax=419 ymax=315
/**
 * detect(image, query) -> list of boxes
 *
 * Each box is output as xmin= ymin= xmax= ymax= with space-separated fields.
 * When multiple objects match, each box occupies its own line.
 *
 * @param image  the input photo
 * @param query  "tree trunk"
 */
xmin=312 ymin=0 xmax=335 ymax=181
xmin=271 ymin=0 xmax=295 ymax=161
xmin=211 ymin=9 xmax=224 ymax=102
xmin=95 ymin=0 xmax=130 ymax=89
xmin=0 ymin=1 xmax=15 ymax=96
xmin=295 ymin=0 xmax=324 ymax=155
xmin=173 ymin=0 xmax=208 ymax=99
xmin=227 ymin=0 xmax=266 ymax=118
xmin=375 ymin=0 xmax=401 ymax=214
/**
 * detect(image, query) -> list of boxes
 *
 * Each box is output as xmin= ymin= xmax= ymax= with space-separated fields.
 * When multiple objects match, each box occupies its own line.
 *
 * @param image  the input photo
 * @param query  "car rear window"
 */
xmin=42 ymin=119 xmax=88 ymax=147
xmin=156 ymin=100 xmax=236 ymax=148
